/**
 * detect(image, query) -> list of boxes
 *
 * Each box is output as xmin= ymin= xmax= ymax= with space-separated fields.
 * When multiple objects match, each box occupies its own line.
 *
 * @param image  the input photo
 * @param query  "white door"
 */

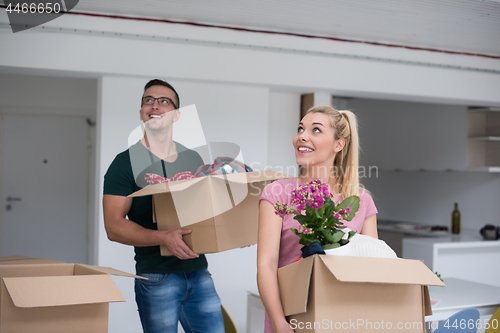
xmin=1 ymin=114 xmax=89 ymax=263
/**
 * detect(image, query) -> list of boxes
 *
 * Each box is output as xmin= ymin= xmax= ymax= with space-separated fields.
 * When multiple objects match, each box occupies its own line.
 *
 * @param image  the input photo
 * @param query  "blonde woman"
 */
xmin=257 ymin=106 xmax=378 ymax=333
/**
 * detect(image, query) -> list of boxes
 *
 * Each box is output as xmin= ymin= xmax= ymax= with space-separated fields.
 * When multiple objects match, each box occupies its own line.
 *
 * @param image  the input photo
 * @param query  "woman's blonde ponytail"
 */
xmin=336 ymin=110 xmax=360 ymax=198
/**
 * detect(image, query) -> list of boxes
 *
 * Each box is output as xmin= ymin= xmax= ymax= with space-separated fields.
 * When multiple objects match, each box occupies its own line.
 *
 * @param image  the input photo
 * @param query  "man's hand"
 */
xmin=103 ymin=195 xmax=199 ymax=260
xmin=161 ymin=229 xmax=199 ymax=260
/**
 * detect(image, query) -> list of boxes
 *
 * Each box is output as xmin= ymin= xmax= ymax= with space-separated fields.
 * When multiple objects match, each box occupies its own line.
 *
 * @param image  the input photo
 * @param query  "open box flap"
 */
xmin=424 ymin=286 xmax=433 ymax=316
xmin=128 ymin=182 xmax=170 ymax=198
xmin=75 ymin=264 xmax=146 ymax=279
xmin=205 ymin=176 xmax=237 ymax=219
xmin=278 ymin=256 xmax=315 ymax=317
xmin=169 ymin=175 xmax=218 ymax=228
xmin=149 ymin=172 xmax=258 ymax=228
xmin=128 ymin=177 xmax=205 ymax=198
xmin=212 ymin=170 xmax=292 ymax=184
xmin=152 ymin=196 xmax=157 ymax=223
xmin=0 ymin=255 xmax=36 ymax=262
xmin=319 ymin=255 xmax=445 ymax=286
xmin=0 ymin=256 xmax=65 ymax=266
xmin=3 ymin=275 xmax=125 ymax=308
xmin=128 ymin=170 xmax=291 ymax=198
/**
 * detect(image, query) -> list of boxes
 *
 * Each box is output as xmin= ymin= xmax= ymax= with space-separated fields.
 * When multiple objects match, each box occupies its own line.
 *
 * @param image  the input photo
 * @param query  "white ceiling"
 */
xmin=71 ymin=0 xmax=500 ymax=57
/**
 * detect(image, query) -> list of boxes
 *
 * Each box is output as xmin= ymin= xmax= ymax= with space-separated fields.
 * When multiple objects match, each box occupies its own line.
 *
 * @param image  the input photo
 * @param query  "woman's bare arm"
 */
xmin=257 ymin=200 xmax=294 ymax=333
xmin=360 ymin=214 xmax=378 ymax=239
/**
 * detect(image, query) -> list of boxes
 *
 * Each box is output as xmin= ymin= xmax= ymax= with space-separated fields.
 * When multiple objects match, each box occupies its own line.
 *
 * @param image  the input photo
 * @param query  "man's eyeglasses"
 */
xmin=142 ymin=96 xmax=178 ymax=109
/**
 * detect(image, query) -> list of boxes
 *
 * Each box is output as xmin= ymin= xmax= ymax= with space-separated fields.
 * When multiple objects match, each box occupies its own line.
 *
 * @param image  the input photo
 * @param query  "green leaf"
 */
xmin=434 ymin=271 xmax=444 ymax=282
xmin=300 ymin=234 xmax=317 ymax=246
xmin=322 ymin=243 xmax=340 ymax=250
xmin=324 ymin=197 xmax=335 ymax=211
xmin=293 ymin=215 xmax=309 ymax=224
xmin=320 ymin=205 xmax=325 ymax=217
xmin=338 ymin=195 xmax=360 ymax=221
xmin=331 ymin=230 xmax=344 ymax=243
xmin=321 ymin=230 xmax=335 ymax=243
xmin=299 ymin=238 xmax=312 ymax=246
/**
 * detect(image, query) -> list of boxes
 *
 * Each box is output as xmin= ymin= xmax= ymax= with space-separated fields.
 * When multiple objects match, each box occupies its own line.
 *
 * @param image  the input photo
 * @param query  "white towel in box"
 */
xmin=348 ymin=233 xmax=398 ymax=258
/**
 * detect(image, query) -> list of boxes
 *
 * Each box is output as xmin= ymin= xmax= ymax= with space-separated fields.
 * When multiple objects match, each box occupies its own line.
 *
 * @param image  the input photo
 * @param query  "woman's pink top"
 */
xmin=258 ymin=177 xmax=378 ymax=332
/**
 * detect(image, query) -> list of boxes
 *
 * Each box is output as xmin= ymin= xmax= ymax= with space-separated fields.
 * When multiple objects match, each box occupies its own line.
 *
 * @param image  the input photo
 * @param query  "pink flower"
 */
xmin=346 ymin=206 xmax=351 ymax=213
xmin=339 ymin=210 xmax=345 ymax=215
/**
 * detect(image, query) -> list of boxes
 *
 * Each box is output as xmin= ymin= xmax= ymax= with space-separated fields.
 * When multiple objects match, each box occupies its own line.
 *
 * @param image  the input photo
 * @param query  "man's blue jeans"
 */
xmin=135 ymin=268 xmax=224 ymax=333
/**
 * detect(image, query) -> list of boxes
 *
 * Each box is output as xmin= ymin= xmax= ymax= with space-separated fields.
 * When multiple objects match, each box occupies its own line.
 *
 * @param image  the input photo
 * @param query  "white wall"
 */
xmin=268 ymin=91 xmax=301 ymax=176
xmin=0 ymin=73 xmax=96 ymax=115
xmin=96 ymin=76 xmax=144 ymax=333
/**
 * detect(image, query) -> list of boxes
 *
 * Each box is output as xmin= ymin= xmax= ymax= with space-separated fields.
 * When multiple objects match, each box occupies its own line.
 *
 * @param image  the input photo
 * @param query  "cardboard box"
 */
xmin=278 ymin=255 xmax=445 ymax=333
xmin=0 ymin=255 xmax=142 ymax=333
xmin=130 ymin=170 xmax=291 ymax=255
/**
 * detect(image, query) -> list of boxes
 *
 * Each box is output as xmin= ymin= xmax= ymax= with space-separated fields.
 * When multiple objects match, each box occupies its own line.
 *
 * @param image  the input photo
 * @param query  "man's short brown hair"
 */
xmin=143 ymin=79 xmax=180 ymax=108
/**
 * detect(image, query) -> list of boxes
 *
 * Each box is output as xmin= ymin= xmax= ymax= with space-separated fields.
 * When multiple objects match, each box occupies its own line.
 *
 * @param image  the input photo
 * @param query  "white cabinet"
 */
xmin=467 ymin=107 xmax=500 ymax=172
xmin=348 ymin=100 xmax=500 ymax=173
xmin=402 ymin=231 xmax=500 ymax=287
xmin=349 ymin=99 xmax=467 ymax=171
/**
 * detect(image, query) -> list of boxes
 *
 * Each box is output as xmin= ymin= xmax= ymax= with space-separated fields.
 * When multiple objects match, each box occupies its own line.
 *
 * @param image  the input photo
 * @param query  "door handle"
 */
xmin=6 ymin=196 xmax=21 ymax=202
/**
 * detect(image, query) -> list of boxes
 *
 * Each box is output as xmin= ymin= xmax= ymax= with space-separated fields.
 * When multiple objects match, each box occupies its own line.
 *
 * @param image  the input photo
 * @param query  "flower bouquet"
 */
xmin=274 ymin=179 xmax=360 ymax=253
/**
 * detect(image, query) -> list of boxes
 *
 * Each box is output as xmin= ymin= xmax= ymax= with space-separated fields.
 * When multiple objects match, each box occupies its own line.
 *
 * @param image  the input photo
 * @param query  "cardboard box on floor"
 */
xmin=130 ymin=170 xmax=291 ymax=255
xmin=0 ymin=255 xmax=143 ymax=333
xmin=278 ymin=255 xmax=445 ymax=333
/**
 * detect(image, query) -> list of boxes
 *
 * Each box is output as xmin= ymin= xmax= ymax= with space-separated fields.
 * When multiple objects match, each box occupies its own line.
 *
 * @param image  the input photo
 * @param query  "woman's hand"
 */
xmin=275 ymin=319 xmax=295 ymax=333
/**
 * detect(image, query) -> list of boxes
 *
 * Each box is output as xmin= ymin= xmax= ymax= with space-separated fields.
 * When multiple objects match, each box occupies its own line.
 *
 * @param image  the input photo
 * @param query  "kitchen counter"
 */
xmin=378 ymin=219 xmax=450 ymax=237
xmin=403 ymin=228 xmax=492 ymax=243
xmin=377 ymin=219 xmax=450 ymax=257
xmin=403 ymin=232 xmax=500 ymax=287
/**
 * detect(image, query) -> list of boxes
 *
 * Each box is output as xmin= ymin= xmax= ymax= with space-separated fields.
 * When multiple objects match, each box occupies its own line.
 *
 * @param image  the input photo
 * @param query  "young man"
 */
xmin=103 ymin=79 xmax=224 ymax=333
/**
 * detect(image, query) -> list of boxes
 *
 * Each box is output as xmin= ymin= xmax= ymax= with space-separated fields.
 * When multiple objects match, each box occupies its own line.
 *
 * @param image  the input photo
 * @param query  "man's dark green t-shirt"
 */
xmin=103 ymin=141 xmax=208 ymax=274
